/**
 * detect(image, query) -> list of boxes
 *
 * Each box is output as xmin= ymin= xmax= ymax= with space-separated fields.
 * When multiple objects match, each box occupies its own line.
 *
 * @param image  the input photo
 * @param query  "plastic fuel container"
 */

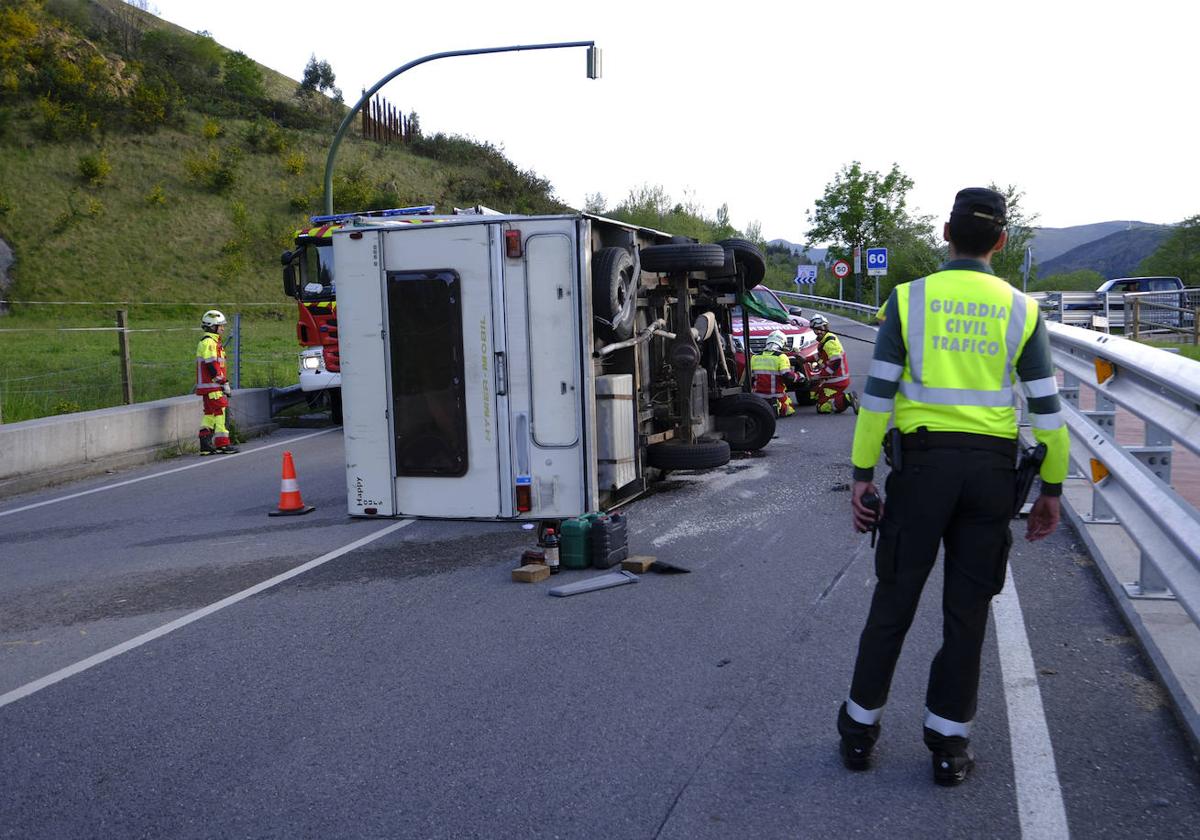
xmin=590 ymin=512 xmax=629 ymax=569
xmin=560 ymin=513 xmax=601 ymax=569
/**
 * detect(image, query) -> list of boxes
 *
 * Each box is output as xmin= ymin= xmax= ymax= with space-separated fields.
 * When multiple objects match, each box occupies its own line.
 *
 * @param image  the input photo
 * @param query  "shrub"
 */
xmin=184 ymin=146 xmax=241 ymax=193
xmin=77 ymin=149 xmax=111 ymax=186
xmin=202 ymin=117 xmax=224 ymax=139
xmin=84 ymin=196 xmax=103 ymax=217
xmin=128 ymin=77 xmax=175 ymax=130
xmin=241 ymin=119 xmax=286 ymax=153
xmin=283 ymin=151 xmax=305 ymax=175
xmin=222 ymin=50 xmax=264 ymax=101
xmin=145 ymin=183 xmax=166 ymax=205
xmin=52 ymin=399 xmax=82 ymax=415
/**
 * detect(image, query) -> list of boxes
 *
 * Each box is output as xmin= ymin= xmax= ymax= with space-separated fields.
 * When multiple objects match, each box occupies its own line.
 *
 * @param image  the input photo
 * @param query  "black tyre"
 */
xmin=714 ymin=393 xmax=776 ymax=452
xmin=646 ymin=438 xmax=731 ymax=470
xmin=640 ymin=243 xmax=727 ymax=274
xmin=703 ymin=249 xmax=748 ymax=294
xmin=329 ymin=389 xmax=344 ymax=424
xmin=717 ymin=238 xmax=766 ymax=285
xmin=591 ymin=247 xmax=638 ymax=341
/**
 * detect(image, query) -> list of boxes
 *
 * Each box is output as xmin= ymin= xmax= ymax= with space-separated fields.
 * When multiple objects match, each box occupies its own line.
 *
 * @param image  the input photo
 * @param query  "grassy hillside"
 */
xmin=0 ymin=0 xmax=568 ymax=316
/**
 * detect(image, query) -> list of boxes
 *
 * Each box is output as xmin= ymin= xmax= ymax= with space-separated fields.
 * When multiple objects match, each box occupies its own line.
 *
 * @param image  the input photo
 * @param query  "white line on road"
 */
xmin=0 ymin=428 xmax=337 ymax=519
xmin=0 ymin=518 xmax=413 ymax=710
xmin=993 ymin=563 xmax=1071 ymax=839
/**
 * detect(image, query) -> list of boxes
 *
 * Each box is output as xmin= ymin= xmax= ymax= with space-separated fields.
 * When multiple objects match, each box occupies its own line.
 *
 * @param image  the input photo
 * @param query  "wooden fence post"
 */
xmin=116 ymin=309 xmax=134 ymax=404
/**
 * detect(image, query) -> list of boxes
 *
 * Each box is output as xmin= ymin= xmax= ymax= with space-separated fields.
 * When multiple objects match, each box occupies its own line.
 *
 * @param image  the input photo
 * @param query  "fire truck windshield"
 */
xmin=299 ymin=242 xmax=335 ymax=302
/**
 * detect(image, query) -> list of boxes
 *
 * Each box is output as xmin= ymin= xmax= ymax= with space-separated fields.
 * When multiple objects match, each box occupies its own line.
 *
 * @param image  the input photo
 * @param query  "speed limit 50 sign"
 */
xmin=831 ymin=260 xmax=851 ymax=279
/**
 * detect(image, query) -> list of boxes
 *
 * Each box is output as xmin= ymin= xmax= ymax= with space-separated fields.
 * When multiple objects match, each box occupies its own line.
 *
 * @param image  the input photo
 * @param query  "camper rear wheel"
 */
xmin=716 ymin=238 xmax=767 ymax=286
xmin=592 ymin=247 xmax=638 ymax=341
xmin=646 ymin=438 xmax=731 ymax=471
xmin=639 ymin=243 xmax=727 ymax=274
xmin=714 ymin=393 xmax=776 ymax=452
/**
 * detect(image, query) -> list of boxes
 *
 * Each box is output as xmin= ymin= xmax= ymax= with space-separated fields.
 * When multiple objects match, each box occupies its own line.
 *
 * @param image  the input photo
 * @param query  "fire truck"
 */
xmin=281 ymin=205 xmax=441 ymax=423
xmin=318 ymin=210 xmax=780 ymax=520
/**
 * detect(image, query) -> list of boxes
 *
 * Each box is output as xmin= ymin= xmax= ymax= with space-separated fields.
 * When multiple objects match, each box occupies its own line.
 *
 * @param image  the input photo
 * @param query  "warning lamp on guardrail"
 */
xmin=1094 ymin=358 xmax=1115 ymax=384
xmin=1090 ymin=458 xmax=1111 ymax=484
xmin=505 ymin=229 xmax=523 ymax=259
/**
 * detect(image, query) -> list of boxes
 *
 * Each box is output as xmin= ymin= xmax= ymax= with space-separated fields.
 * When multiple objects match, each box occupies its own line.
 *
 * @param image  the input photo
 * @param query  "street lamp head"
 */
xmin=587 ymin=46 xmax=602 ymax=80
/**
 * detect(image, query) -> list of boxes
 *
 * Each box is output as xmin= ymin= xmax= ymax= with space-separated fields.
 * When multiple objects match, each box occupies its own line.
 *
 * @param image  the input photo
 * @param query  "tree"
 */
xmin=1137 ymin=215 xmax=1200 ymax=286
xmin=298 ymin=54 xmax=342 ymax=102
xmin=987 ymin=182 xmax=1039 ymax=289
xmin=222 ymin=50 xmax=264 ymax=101
xmin=583 ymin=192 xmax=607 ymax=214
xmin=805 ymin=161 xmax=939 ymax=301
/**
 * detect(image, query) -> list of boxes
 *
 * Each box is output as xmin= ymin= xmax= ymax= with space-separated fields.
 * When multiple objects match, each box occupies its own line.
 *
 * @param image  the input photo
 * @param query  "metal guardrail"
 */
xmin=774 ymin=291 xmax=879 ymax=319
xmin=1042 ymin=322 xmax=1200 ymax=623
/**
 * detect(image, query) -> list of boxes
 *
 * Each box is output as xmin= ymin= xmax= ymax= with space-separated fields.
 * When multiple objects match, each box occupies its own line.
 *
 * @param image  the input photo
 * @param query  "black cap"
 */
xmin=951 ymin=187 xmax=1006 ymax=225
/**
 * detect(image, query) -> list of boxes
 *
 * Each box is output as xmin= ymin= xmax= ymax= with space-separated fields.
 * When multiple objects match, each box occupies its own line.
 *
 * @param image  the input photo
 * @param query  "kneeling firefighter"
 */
xmin=195 ymin=309 xmax=239 ymax=455
xmin=751 ymin=329 xmax=798 ymax=417
xmin=811 ymin=314 xmax=858 ymax=415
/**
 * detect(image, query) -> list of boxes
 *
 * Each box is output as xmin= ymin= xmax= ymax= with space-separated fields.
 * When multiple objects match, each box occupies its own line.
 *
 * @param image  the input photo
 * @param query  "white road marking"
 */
xmin=0 ymin=519 xmax=413 ymax=709
xmin=0 ymin=428 xmax=337 ymax=519
xmin=993 ymin=563 xmax=1071 ymax=839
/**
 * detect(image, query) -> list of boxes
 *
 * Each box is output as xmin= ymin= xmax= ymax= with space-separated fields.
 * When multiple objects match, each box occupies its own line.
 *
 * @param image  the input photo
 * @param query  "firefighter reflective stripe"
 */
xmin=924 ymin=707 xmax=971 ymax=737
xmin=869 ymin=359 xmax=904 ymax=382
xmin=1031 ymin=410 xmax=1065 ymax=430
xmin=1021 ymin=376 xmax=1058 ymax=398
xmin=846 ymin=697 xmax=883 ymax=726
xmin=860 ymin=393 xmax=894 ymax=413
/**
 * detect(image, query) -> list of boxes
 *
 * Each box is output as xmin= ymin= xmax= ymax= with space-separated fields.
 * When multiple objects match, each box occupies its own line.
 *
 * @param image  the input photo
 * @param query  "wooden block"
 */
xmin=621 ymin=555 xmax=657 ymax=573
xmin=513 ymin=564 xmax=551 ymax=583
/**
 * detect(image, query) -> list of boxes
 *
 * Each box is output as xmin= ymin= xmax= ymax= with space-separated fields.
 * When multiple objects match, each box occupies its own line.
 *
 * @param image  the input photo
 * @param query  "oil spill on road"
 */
xmin=272 ymin=530 xmax=534 ymax=591
xmin=0 ymin=554 xmax=306 ymax=633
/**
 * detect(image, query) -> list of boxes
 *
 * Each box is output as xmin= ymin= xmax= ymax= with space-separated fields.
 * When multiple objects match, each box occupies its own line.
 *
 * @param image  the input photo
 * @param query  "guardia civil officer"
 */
xmin=836 ymin=188 xmax=1069 ymax=786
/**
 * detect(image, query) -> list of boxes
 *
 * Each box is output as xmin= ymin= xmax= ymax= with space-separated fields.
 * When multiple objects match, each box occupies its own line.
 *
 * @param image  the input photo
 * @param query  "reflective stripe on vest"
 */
xmin=896 ymin=271 xmax=1036 ymax=434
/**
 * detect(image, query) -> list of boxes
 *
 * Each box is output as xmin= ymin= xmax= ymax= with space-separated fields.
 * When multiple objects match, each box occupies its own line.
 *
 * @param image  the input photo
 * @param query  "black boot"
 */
xmin=924 ymin=727 xmax=974 ymax=786
xmin=199 ymin=430 xmax=216 ymax=456
xmin=837 ymin=702 xmax=881 ymax=771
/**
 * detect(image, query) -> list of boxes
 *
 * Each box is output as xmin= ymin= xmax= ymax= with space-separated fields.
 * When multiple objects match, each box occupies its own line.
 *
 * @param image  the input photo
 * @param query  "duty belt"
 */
xmin=900 ymin=428 xmax=1017 ymax=459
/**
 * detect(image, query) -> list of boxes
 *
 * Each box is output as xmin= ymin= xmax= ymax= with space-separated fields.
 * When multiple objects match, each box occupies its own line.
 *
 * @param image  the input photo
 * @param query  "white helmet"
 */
xmin=201 ymin=309 xmax=226 ymax=330
xmin=809 ymin=314 xmax=829 ymax=331
xmin=765 ymin=329 xmax=787 ymax=352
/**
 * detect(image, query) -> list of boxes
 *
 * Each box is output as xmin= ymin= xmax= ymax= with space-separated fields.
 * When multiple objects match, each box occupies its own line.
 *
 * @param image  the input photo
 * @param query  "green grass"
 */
xmin=0 ymin=310 xmax=298 ymax=423
xmin=1142 ymin=340 xmax=1200 ymax=362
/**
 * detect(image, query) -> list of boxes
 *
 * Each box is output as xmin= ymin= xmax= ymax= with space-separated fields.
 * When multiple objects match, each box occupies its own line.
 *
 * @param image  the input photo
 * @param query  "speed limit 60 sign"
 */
xmin=831 ymin=260 xmax=851 ymax=279
xmin=867 ymin=248 xmax=888 ymax=276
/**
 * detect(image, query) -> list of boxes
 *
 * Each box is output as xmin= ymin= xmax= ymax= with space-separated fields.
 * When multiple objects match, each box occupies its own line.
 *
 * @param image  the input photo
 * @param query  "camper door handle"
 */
xmin=495 ymin=351 xmax=508 ymax=396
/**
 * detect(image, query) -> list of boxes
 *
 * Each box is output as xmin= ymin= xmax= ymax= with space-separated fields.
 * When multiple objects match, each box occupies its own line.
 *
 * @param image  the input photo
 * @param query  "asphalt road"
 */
xmin=1 ymin=315 xmax=1198 ymax=839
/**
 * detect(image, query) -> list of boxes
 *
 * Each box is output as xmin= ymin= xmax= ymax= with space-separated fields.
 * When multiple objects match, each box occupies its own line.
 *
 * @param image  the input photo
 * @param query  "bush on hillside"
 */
xmin=78 ymin=149 xmax=111 ymax=186
xmin=222 ymin=51 xmax=265 ymax=102
xmin=242 ymin=119 xmax=287 ymax=154
xmin=184 ymin=146 xmax=241 ymax=193
xmin=139 ymin=29 xmax=221 ymax=101
xmin=127 ymin=75 xmax=176 ymax=130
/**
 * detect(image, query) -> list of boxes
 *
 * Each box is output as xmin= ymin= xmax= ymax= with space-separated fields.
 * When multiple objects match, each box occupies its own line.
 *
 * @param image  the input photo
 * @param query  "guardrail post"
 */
xmin=1057 ymin=293 xmax=1065 ymax=324
xmin=1193 ymin=307 xmax=1199 ymax=345
xmin=1131 ymin=297 xmax=1140 ymax=340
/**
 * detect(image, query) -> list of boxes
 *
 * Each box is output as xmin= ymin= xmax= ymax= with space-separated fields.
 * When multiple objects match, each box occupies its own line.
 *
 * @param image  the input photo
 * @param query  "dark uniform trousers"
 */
xmin=841 ymin=444 xmax=1016 ymax=754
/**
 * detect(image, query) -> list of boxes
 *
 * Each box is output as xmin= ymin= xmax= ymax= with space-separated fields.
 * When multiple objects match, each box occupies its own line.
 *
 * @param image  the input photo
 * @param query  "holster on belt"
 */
xmin=883 ymin=426 xmax=903 ymax=474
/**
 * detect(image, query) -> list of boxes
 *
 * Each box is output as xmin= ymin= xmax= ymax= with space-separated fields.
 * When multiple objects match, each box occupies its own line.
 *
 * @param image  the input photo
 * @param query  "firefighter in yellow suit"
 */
xmin=750 ymin=329 xmax=798 ymax=417
xmin=195 ymin=309 xmax=239 ymax=455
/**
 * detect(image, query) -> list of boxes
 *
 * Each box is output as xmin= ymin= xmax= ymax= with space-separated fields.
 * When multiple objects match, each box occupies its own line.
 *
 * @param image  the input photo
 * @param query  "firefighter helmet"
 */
xmin=809 ymin=314 xmax=829 ymax=331
xmin=201 ymin=309 xmax=227 ymax=331
xmin=765 ymin=329 xmax=787 ymax=353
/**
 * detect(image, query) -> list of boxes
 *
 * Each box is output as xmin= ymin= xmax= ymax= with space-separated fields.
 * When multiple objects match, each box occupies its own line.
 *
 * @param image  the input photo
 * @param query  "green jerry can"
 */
xmin=559 ymin=513 xmax=602 ymax=570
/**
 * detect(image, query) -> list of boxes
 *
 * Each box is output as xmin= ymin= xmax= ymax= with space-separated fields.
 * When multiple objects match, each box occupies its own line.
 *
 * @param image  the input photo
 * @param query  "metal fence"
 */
xmin=1032 ymin=289 xmax=1200 ymax=342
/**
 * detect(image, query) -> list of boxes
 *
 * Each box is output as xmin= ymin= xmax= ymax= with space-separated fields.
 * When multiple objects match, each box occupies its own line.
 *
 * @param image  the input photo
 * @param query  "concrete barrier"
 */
xmin=0 ymin=389 xmax=276 ymax=499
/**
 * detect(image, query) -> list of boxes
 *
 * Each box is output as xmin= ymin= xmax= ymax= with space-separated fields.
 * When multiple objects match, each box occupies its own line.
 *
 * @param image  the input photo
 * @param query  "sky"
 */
xmin=147 ymin=0 xmax=1199 ymax=244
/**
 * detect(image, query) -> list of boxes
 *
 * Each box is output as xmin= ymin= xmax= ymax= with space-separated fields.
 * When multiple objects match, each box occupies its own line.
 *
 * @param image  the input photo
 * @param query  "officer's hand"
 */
xmin=214 ymin=375 xmax=226 ymax=385
xmin=851 ymin=480 xmax=882 ymax=533
xmin=222 ymin=383 xmax=231 ymax=396
xmin=1025 ymin=494 xmax=1060 ymax=541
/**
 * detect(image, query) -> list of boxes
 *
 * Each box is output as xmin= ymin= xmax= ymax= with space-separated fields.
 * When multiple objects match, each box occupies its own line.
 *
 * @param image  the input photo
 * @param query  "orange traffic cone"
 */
xmin=269 ymin=450 xmax=315 ymax=516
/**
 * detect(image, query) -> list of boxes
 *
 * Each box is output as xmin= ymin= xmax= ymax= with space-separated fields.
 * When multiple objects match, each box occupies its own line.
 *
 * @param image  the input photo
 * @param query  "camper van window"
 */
xmin=386 ymin=270 xmax=469 ymax=477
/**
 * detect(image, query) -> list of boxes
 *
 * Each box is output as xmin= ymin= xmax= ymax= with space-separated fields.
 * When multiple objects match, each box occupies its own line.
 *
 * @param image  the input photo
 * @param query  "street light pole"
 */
xmin=323 ymin=41 xmax=600 ymax=215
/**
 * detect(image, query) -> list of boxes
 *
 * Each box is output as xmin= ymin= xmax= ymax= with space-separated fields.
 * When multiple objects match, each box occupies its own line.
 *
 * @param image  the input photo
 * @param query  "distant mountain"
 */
xmin=1030 ymin=221 xmax=1167 ymax=264
xmin=1038 ymin=227 xmax=1171 ymax=279
xmin=767 ymin=239 xmax=826 ymax=264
